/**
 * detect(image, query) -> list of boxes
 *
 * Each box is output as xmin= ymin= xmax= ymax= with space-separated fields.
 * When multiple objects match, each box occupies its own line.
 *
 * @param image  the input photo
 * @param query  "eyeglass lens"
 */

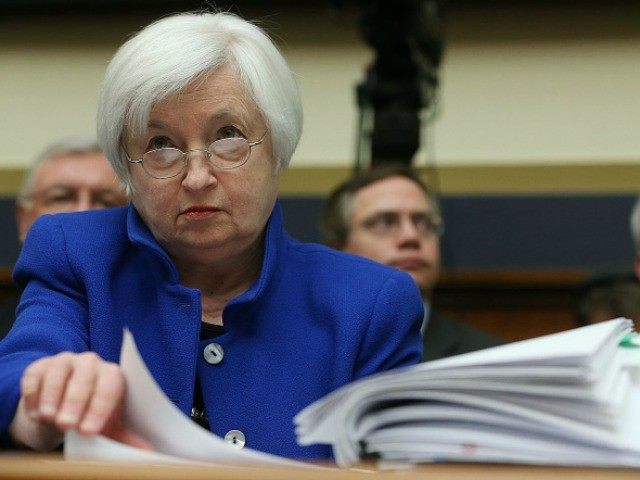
xmin=362 ymin=212 xmax=442 ymax=238
xmin=141 ymin=138 xmax=251 ymax=178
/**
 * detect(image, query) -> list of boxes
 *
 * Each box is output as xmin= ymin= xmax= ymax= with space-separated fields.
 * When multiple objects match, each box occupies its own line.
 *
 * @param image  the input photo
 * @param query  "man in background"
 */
xmin=573 ymin=198 xmax=640 ymax=331
xmin=575 ymin=275 xmax=640 ymax=329
xmin=322 ymin=166 xmax=502 ymax=361
xmin=0 ymin=138 xmax=127 ymax=338
xmin=14 ymin=138 xmax=127 ymax=242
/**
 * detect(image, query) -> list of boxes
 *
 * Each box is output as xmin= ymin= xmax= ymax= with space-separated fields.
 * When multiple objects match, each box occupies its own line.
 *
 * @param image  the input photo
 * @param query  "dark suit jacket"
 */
xmin=0 ymin=297 xmax=17 ymax=340
xmin=423 ymin=309 xmax=503 ymax=361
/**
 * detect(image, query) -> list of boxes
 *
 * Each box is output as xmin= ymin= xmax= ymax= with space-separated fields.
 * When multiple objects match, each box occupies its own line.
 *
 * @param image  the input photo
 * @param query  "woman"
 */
xmin=0 ymin=12 xmax=422 ymax=459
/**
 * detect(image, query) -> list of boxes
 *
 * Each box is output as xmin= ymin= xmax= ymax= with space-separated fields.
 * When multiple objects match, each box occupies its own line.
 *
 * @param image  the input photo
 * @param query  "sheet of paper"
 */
xmin=65 ymin=329 xmax=314 ymax=469
xmin=411 ymin=318 xmax=631 ymax=371
xmin=65 ymin=431 xmax=208 ymax=465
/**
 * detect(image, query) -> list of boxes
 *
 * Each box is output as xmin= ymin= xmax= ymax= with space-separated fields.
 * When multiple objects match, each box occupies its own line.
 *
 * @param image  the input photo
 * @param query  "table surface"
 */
xmin=1 ymin=453 xmax=639 ymax=480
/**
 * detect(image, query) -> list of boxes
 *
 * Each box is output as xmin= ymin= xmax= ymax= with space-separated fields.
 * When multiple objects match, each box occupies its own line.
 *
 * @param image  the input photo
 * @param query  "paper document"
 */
xmin=65 ymin=330 xmax=313 ymax=468
xmin=296 ymin=318 xmax=640 ymax=468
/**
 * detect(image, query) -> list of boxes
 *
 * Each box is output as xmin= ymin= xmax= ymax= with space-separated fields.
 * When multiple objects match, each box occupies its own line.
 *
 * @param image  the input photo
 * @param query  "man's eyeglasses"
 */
xmin=26 ymin=186 xmax=124 ymax=211
xmin=125 ymin=130 xmax=268 ymax=179
xmin=359 ymin=212 xmax=444 ymax=238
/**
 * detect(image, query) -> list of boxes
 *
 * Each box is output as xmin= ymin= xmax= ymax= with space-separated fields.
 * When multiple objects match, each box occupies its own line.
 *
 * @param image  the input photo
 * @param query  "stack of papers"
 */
xmin=295 ymin=318 xmax=640 ymax=468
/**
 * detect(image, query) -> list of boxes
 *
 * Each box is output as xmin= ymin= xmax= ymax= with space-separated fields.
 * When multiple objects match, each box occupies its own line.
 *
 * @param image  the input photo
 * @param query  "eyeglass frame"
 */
xmin=124 ymin=130 xmax=268 ymax=179
xmin=356 ymin=211 xmax=445 ymax=239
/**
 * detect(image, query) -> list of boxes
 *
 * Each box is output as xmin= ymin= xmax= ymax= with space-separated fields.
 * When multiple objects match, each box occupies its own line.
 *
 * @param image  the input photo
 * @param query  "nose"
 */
xmin=181 ymin=150 xmax=218 ymax=191
xmin=398 ymin=217 xmax=420 ymax=239
xmin=396 ymin=217 xmax=421 ymax=247
xmin=74 ymin=191 xmax=93 ymax=212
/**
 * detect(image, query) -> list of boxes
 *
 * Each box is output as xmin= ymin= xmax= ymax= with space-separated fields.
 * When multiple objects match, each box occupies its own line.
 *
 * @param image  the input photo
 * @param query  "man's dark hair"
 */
xmin=321 ymin=165 xmax=441 ymax=248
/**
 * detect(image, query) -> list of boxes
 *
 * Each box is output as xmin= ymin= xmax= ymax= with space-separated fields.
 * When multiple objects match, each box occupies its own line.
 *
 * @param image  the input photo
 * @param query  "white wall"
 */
xmin=432 ymin=5 xmax=640 ymax=166
xmin=0 ymin=5 xmax=638 ymax=169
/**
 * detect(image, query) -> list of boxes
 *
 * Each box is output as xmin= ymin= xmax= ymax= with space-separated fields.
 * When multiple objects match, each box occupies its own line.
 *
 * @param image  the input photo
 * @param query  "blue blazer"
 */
xmin=0 ymin=202 xmax=423 ymax=459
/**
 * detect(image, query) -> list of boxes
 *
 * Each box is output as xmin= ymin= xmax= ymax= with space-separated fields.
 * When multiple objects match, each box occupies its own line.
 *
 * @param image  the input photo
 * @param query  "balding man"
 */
xmin=1 ymin=138 xmax=127 ymax=338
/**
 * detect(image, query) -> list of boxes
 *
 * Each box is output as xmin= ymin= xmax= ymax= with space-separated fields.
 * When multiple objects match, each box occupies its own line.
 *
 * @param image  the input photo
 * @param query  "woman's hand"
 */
xmin=8 ymin=351 xmax=150 ymax=451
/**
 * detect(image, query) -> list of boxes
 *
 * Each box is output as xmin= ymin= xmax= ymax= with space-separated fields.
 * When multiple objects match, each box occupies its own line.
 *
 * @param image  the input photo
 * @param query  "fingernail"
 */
xmin=79 ymin=418 xmax=100 ymax=434
xmin=40 ymin=404 xmax=56 ymax=417
xmin=57 ymin=412 xmax=78 ymax=426
xmin=22 ymin=380 xmax=37 ymax=396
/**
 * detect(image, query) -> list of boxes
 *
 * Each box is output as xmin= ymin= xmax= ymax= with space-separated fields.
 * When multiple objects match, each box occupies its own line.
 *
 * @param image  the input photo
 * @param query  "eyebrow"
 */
xmin=365 ymin=211 xmax=399 ymax=219
xmin=147 ymin=108 xmax=252 ymax=131
xmin=147 ymin=120 xmax=168 ymax=130
xmin=37 ymin=184 xmax=76 ymax=193
xmin=209 ymin=108 xmax=254 ymax=128
xmin=365 ymin=209 xmax=433 ymax=218
xmin=210 ymin=109 xmax=240 ymax=120
xmin=360 ymin=211 xmax=399 ymax=225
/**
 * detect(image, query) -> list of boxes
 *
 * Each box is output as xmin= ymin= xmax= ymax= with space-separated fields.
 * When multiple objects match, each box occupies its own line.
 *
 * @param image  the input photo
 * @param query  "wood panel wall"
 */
xmin=434 ymin=270 xmax=585 ymax=342
xmin=1 ymin=267 xmax=585 ymax=343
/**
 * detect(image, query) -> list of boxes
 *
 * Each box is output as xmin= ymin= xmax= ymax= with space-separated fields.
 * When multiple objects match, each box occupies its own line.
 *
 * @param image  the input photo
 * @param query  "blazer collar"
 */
xmin=124 ymin=201 xmax=285 ymax=300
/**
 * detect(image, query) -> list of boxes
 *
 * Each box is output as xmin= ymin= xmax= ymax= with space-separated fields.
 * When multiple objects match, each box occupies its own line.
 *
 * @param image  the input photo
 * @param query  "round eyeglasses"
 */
xmin=126 ymin=130 xmax=268 ymax=179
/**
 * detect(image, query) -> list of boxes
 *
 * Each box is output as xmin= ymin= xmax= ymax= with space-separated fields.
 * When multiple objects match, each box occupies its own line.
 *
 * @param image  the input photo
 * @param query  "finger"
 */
xmin=78 ymin=362 xmax=124 ymax=435
xmin=37 ymin=353 xmax=74 ymax=421
xmin=55 ymin=357 xmax=99 ymax=431
xmin=21 ymin=359 xmax=49 ymax=420
xmin=9 ymin=397 xmax=65 ymax=452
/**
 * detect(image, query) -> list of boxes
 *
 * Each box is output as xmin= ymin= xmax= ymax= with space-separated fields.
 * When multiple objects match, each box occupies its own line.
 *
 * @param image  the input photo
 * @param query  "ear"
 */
xmin=15 ymin=202 xmax=35 ymax=244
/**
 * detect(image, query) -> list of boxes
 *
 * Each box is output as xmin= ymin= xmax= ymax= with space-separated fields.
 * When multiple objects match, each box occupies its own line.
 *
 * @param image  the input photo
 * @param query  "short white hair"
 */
xmin=18 ymin=137 xmax=102 ymax=203
xmin=631 ymin=197 xmax=640 ymax=252
xmin=97 ymin=11 xmax=303 ymax=190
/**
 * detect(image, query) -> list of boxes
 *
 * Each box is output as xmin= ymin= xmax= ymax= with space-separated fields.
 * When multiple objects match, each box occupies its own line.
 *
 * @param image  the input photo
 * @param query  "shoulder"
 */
xmin=32 ymin=205 xmax=128 ymax=231
xmin=26 ymin=206 xmax=129 ymax=248
xmin=282 ymin=239 xmax=423 ymax=333
xmin=282 ymin=240 xmax=423 ymax=373
xmin=15 ymin=206 xmax=130 ymax=287
xmin=286 ymin=239 xmax=416 ymax=289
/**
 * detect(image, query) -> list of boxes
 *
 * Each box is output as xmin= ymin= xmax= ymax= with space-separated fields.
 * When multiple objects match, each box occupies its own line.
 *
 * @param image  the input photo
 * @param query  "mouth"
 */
xmin=390 ymin=258 xmax=430 ymax=271
xmin=180 ymin=205 xmax=221 ymax=220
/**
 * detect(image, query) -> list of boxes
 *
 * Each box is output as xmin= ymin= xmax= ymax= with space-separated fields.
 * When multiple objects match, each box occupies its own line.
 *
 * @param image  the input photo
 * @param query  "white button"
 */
xmin=224 ymin=430 xmax=245 ymax=449
xmin=203 ymin=343 xmax=224 ymax=365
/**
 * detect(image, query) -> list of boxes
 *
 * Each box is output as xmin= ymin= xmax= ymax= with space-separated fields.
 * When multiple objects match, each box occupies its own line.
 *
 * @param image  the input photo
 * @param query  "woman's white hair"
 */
xmin=97 ymin=11 xmax=303 ymax=190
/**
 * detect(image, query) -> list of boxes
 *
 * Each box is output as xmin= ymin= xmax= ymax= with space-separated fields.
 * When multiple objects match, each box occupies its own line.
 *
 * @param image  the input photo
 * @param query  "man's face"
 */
xmin=342 ymin=176 xmax=442 ymax=299
xmin=16 ymin=151 xmax=127 ymax=242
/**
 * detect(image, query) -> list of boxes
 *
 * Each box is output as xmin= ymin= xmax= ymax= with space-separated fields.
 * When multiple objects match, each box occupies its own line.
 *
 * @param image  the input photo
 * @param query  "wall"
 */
xmin=1 ymin=4 xmax=639 ymax=173
xmin=0 ymin=3 xmax=638 ymax=271
xmin=0 ymin=193 xmax=636 ymax=270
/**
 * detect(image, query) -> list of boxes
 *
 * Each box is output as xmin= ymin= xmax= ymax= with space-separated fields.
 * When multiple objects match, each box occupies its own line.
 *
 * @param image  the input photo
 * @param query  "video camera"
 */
xmin=333 ymin=0 xmax=444 ymax=168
